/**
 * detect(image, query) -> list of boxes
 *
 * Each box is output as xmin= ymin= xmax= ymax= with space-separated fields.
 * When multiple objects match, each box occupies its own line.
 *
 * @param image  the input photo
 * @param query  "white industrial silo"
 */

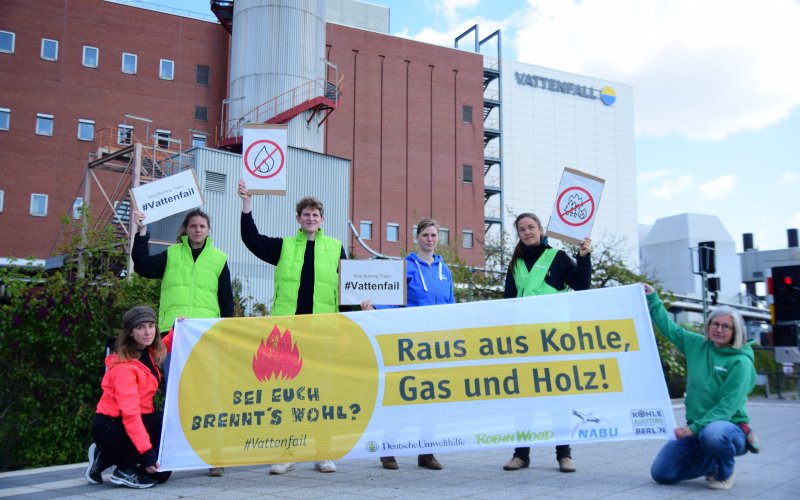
xmin=228 ymin=0 xmax=328 ymax=152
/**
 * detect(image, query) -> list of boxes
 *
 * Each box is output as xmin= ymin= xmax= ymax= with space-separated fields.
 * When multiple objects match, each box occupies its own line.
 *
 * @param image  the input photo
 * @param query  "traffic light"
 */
xmin=773 ymin=265 xmax=800 ymax=324
xmin=698 ymin=241 xmax=715 ymax=274
xmin=708 ymin=277 xmax=720 ymax=305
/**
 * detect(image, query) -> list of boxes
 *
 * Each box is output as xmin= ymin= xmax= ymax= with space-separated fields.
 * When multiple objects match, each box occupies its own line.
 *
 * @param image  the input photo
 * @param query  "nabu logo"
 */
xmin=571 ymin=409 xmax=619 ymax=440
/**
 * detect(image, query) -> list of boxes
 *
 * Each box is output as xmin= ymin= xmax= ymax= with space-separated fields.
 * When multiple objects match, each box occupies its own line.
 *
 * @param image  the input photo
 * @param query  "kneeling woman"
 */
xmin=85 ymin=306 xmax=172 ymax=489
xmin=643 ymin=283 xmax=755 ymax=491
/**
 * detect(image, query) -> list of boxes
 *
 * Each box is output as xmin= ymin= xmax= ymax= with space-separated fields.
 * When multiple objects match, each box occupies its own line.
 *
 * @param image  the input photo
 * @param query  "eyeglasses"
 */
xmin=709 ymin=321 xmax=733 ymax=332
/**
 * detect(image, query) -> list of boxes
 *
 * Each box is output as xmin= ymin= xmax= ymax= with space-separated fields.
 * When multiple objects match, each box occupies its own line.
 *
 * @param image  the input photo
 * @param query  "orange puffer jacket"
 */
xmin=95 ymin=332 xmax=173 ymax=455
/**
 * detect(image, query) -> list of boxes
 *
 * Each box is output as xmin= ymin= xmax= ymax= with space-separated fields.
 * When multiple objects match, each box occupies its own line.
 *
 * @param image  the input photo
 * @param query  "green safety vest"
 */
xmin=159 ymin=235 xmax=227 ymax=331
xmin=272 ymin=228 xmax=341 ymax=316
xmin=513 ymin=247 xmax=566 ymax=297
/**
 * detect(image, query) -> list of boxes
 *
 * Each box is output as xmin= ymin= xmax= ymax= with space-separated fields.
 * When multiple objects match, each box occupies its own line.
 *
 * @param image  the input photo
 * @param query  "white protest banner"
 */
xmin=547 ymin=167 xmax=605 ymax=245
xmin=129 ymin=169 xmax=203 ymax=225
xmin=159 ymin=285 xmax=675 ymax=471
xmin=339 ymin=259 xmax=406 ymax=306
xmin=241 ymin=124 xmax=287 ymax=195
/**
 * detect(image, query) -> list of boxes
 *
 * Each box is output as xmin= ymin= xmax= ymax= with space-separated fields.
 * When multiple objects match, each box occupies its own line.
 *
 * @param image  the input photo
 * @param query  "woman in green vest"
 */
xmin=501 ymin=212 xmax=592 ymax=474
xmin=131 ymin=208 xmax=234 ymax=477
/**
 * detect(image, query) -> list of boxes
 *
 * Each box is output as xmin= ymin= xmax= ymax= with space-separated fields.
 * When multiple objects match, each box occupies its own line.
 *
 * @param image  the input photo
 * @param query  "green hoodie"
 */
xmin=647 ymin=293 xmax=756 ymax=435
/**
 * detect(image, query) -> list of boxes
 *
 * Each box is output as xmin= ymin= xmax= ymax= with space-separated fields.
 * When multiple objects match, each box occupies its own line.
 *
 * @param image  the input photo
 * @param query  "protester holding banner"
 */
xmin=85 ymin=306 xmax=172 ymax=489
xmin=238 ymin=180 xmax=345 ymax=474
xmin=502 ymin=212 xmax=592 ymax=473
xmin=362 ymin=218 xmax=454 ymax=471
xmin=131 ymin=208 xmax=233 ymax=477
xmin=643 ymin=283 xmax=756 ymax=491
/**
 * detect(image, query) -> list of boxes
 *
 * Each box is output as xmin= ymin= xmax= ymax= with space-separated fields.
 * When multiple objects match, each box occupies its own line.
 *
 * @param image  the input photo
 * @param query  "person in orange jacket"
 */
xmin=84 ymin=306 xmax=173 ymax=489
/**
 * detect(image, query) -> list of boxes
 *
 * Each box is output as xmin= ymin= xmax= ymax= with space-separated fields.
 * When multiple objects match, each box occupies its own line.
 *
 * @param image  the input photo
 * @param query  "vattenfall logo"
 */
xmin=515 ymin=72 xmax=617 ymax=106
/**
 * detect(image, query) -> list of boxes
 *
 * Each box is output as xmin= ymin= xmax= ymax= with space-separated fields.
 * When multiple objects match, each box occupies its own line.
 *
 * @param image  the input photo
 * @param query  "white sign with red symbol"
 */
xmin=547 ymin=167 xmax=605 ymax=245
xmin=241 ymin=124 xmax=287 ymax=195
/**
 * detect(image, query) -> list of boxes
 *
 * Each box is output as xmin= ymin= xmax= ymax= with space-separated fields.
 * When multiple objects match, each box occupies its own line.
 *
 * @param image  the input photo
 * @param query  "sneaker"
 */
xmin=746 ymin=430 xmax=760 ymax=454
xmin=418 ymin=454 xmax=442 ymax=470
xmin=381 ymin=456 xmax=399 ymax=470
xmin=558 ymin=457 xmax=577 ymax=473
xmin=707 ymin=469 xmax=736 ymax=490
xmin=109 ymin=467 xmax=156 ymax=489
xmin=84 ymin=443 xmax=104 ymax=484
xmin=208 ymin=467 xmax=224 ymax=477
xmin=269 ymin=462 xmax=295 ymax=475
xmin=503 ymin=456 xmax=529 ymax=471
xmin=315 ymin=460 xmax=337 ymax=473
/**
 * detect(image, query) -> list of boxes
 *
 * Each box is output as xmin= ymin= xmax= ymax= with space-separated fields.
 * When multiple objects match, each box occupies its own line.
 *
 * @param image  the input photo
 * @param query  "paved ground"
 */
xmin=1 ymin=398 xmax=798 ymax=499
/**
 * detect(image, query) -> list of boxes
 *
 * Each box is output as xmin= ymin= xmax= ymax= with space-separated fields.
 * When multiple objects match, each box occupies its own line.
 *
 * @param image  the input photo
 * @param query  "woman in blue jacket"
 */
xmin=363 ymin=218 xmax=454 ymax=470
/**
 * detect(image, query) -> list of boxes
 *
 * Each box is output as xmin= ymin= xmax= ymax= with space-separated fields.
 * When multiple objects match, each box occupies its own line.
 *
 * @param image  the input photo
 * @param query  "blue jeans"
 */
xmin=651 ymin=421 xmax=746 ymax=484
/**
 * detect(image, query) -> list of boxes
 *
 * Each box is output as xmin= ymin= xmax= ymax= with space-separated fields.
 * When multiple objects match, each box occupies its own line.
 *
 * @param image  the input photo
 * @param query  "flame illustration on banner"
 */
xmin=252 ymin=325 xmax=303 ymax=381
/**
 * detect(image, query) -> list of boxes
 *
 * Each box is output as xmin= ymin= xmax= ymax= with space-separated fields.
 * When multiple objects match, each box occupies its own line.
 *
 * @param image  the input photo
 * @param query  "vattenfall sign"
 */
xmin=514 ymin=72 xmax=617 ymax=106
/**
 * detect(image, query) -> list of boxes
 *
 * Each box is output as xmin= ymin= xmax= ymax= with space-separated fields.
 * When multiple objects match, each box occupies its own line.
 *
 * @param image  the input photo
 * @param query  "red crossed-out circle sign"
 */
xmin=244 ymin=139 xmax=285 ymax=179
xmin=556 ymin=186 xmax=595 ymax=227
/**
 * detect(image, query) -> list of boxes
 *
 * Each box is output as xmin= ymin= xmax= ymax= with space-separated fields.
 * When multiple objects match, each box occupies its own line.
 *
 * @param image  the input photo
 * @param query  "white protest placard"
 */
xmin=241 ymin=124 xmax=287 ymax=195
xmin=129 ymin=169 xmax=203 ymax=225
xmin=339 ymin=259 xmax=406 ymax=306
xmin=547 ymin=167 xmax=605 ymax=245
xmin=158 ymin=285 xmax=675 ymax=470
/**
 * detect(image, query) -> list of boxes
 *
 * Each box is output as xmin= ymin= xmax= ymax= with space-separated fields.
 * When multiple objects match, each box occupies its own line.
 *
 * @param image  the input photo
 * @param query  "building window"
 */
xmin=0 ymin=190 xmax=4 ymax=213
xmin=192 ymin=134 xmax=207 ymax=147
xmin=412 ymin=225 xmax=418 ymax=243
xmin=0 ymin=108 xmax=9 ymax=131
xmin=41 ymin=38 xmax=58 ymax=61
xmin=121 ymin=52 xmax=137 ymax=74
xmin=36 ymin=113 xmax=54 ymax=136
xmin=30 ymin=193 xmax=48 ymax=217
xmin=439 ymin=228 xmax=449 ymax=245
xmin=156 ymin=129 xmax=171 ymax=148
xmin=360 ymin=221 xmax=372 ymax=240
xmin=463 ymin=164 xmax=473 ymax=183
xmin=82 ymin=46 xmax=99 ymax=68
xmin=77 ymin=119 xmax=95 ymax=141
xmin=196 ymin=64 xmax=209 ymax=86
xmin=462 ymin=105 xmax=473 ymax=123
xmin=118 ymin=124 xmax=133 ymax=145
xmin=0 ymin=30 xmax=14 ymax=53
xmin=160 ymin=59 xmax=174 ymax=80
xmin=72 ymin=197 xmax=84 ymax=219
xmin=387 ymin=223 xmax=399 ymax=242
xmin=194 ymin=106 xmax=208 ymax=121
xmin=462 ymin=230 xmax=474 ymax=249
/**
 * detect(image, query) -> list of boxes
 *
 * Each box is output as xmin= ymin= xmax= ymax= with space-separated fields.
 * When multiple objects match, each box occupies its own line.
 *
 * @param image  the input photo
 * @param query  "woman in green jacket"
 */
xmin=644 ymin=283 xmax=756 ymax=491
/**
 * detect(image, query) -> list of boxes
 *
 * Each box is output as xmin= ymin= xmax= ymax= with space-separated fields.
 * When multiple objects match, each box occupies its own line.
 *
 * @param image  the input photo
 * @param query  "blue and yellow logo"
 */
xmin=599 ymin=86 xmax=616 ymax=106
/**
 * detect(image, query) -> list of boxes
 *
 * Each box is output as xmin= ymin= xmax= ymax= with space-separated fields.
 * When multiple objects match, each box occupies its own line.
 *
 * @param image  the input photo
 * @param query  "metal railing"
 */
xmin=217 ymin=73 xmax=344 ymax=142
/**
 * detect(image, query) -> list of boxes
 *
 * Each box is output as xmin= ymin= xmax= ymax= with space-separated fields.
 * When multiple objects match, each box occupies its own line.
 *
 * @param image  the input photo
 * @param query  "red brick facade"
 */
xmin=325 ymin=24 xmax=485 ymax=265
xmin=0 ymin=1 xmax=485 ymax=266
xmin=0 ymin=0 xmax=228 ymax=258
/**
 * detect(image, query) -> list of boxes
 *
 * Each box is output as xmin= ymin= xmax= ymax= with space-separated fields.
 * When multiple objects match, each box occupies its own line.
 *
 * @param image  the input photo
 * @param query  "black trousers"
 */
xmin=92 ymin=412 xmax=171 ymax=483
